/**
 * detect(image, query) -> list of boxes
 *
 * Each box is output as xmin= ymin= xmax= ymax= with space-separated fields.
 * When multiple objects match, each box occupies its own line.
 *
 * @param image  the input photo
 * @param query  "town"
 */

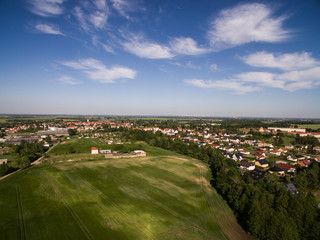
xmin=1 ymin=117 xmax=320 ymax=186
xmin=1 ymin=116 xmax=320 ymax=240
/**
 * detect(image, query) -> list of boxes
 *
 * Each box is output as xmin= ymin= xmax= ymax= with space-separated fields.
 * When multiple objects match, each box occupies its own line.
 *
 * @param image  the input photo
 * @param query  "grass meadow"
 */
xmin=297 ymin=124 xmax=320 ymax=130
xmin=0 ymin=143 xmax=250 ymax=240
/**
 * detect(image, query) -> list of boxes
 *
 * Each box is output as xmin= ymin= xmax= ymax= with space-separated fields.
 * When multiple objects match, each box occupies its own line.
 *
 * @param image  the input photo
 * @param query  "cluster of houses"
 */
xmin=140 ymin=126 xmax=320 ymax=181
xmin=91 ymin=147 xmax=146 ymax=159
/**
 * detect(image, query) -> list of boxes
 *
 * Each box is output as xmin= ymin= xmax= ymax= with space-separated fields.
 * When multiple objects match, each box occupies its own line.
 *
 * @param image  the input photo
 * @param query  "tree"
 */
xmin=68 ymin=129 xmax=77 ymax=136
xmin=45 ymin=135 xmax=52 ymax=144
xmin=19 ymin=156 xmax=31 ymax=168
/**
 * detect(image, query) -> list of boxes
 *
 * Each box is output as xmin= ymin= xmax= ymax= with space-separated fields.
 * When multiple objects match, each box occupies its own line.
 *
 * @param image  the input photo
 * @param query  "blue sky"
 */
xmin=1 ymin=0 xmax=320 ymax=117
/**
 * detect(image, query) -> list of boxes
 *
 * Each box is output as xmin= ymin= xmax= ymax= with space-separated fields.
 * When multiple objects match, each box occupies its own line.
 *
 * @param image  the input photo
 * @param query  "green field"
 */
xmin=0 ymin=145 xmax=250 ymax=240
xmin=296 ymin=124 xmax=320 ymax=130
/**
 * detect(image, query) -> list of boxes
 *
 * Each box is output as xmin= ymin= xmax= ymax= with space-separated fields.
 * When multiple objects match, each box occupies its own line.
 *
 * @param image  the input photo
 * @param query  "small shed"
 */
xmin=91 ymin=147 xmax=99 ymax=154
xmin=133 ymin=150 xmax=146 ymax=157
xmin=0 ymin=159 xmax=8 ymax=164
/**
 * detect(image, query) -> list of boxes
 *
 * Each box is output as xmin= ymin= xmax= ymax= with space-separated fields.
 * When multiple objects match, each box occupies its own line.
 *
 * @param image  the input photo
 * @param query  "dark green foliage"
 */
xmin=14 ymin=140 xmax=46 ymax=162
xmin=124 ymin=129 xmax=320 ymax=240
xmin=68 ymin=128 xmax=77 ymax=136
xmin=0 ymin=164 xmax=16 ymax=177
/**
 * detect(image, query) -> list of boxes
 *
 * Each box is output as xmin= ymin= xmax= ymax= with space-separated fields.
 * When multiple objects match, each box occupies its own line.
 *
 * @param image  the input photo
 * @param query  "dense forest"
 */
xmin=122 ymin=129 xmax=320 ymax=240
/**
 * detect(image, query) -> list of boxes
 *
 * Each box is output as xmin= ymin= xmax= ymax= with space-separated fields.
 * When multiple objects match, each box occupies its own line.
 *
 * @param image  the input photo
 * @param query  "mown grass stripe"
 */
xmin=76 ymin=174 xmax=154 ymax=240
xmin=16 ymin=186 xmax=26 ymax=240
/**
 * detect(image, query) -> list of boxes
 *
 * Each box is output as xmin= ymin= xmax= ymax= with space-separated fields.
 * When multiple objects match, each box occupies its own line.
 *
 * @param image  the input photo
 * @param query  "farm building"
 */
xmin=133 ymin=150 xmax=146 ymax=157
xmin=91 ymin=147 xmax=99 ymax=154
xmin=0 ymin=159 xmax=7 ymax=164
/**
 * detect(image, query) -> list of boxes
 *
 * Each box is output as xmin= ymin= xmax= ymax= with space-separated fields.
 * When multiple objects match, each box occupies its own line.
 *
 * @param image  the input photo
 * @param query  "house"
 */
xmin=297 ymin=160 xmax=311 ymax=167
xmin=0 ymin=159 xmax=7 ymax=164
xmin=91 ymin=147 xmax=99 ymax=154
xmin=296 ymin=155 xmax=306 ymax=161
xmin=250 ymin=169 xmax=266 ymax=180
xmin=239 ymin=149 xmax=251 ymax=155
xmin=286 ymin=183 xmax=299 ymax=194
xmin=279 ymin=147 xmax=288 ymax=153
xmin=255 ymin=159 xmax=269 ymax=168
xmin=229 ymin=153 xmax=243 ymax=161
xmin=255 ymin=150 xmax=266 ymax=160
xmin=285 ymin=145 xmax=295 ymax=150
xmin=269 ymin=166 xmax=285 ymax=176
xmin=278 ymin=163 xmax=296 ymax=173
xmin=287 ymin=155 xmax=297 ymax=162
xmin=270 ymin=150 xmax=282 ymax=156
xmin=240 ymin=160 xmax=255 ymax=171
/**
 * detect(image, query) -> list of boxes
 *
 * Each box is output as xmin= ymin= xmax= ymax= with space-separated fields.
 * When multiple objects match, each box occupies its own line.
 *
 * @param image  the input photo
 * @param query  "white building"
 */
xmin=91 ymin=147 xmax=99 ymax=154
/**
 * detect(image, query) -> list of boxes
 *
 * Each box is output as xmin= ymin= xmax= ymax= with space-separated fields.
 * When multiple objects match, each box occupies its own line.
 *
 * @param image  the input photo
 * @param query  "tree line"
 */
xmin=122 ymin=129 xmax=320 ymax=240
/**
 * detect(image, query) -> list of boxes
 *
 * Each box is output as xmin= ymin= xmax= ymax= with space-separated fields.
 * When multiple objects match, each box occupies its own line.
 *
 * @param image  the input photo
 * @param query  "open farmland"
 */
xmin=0 ymin=145 xmax=251 ymax=240
xmin=296 ymin=124 xmax=320 ymax=130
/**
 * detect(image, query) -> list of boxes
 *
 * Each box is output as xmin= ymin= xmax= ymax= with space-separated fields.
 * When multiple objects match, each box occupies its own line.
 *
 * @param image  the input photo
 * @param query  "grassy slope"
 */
xmin=0 ymin=143 xmax=251 ymax=240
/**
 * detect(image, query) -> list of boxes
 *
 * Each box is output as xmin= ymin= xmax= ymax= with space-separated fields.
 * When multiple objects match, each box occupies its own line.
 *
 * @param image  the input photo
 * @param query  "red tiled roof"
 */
xmin=278 ymin=163 xmax=293 ymax=170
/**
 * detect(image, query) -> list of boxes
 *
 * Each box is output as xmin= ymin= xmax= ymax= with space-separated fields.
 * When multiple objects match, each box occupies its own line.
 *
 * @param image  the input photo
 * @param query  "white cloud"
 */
xmin=122 ymin=34 xmax=174 ymax=59
xmin=61 ymin=58 xmax=136 ymax=83
xmin=210 ymin=64 xmax=218 ymax=71
xmin=278 ymin=66 xmax=320 ymax=82
xmin=62 ymin=58 xmax=107 ymax=70
xmin=242 ymin=51 xmax=320 ymax=71
xmin=93 ymin=0 xmax=107 ymax=9
xmin=170 ymin=37 xmax=209 ymax=55
xmin=58 ymin=76 xmax=82 ymax=85
xmin=28 ymin=0 xmax=65 ymax=17
xmin=35 ymin=24 xmax=63 ymax=35
xmin=110 ymin=0 xmax=136 ymax=19
xmin=74 ymin=6 xmax=89 ymax=31
xmin=89 ymin=11 xmax=108 ymax=29
xmin=208 ymin=3 xmax=290 ymax=50
xmin=236 ymin=72 xmax=285 ymax=89
xmin=285 ymin=81 xmax=315 ymax=92
xmin=185 ymin=79 xmax=260 ymax=94
xmin=101 ymin=43 xmax=114 ymax=53
xmin=186 ymin=66 xmax=320 ymax=93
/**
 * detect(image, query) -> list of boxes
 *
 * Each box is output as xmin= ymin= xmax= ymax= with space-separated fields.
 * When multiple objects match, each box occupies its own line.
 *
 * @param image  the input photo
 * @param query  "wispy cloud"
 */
xmin=186 ymin=60 xmax=320 ymax=93
xmin=185 ymin=79 xmax=260 ymax=94
xmin=74 ymin=6 xmax=89 ymax=31
xmin=122 ymin=34 xmax=174 ymax=59
xmin=170 ymin=37 xmax=209 ymax=55
xmin=101 ymin=43 xmax=114 ymax=53
xmin=208 ymin=3 xmax=291 ymax=50
xmin=35 ymin=23 xmax=63 ymax=35
xmin=242 ymin=51 xmax=320 ymax=71
xmin=209 ymin=64 xmax=218 ymax=72
xmin=172 ymin=61 xmax=201 ymax=69
xmin=89 ymin=11 xmax=108 ymax=29
xmin=110 ymin=0 xmax=140 ymax=19
xmin=61 ymin=58 xmax=136 ymax=83
xmin=28 ymin=0 xmax=65 ymax=17
xmin=93 ymin=0 xmax=107 ymax=9
xmin=58 ymin=76 xmax=82 ymax=85
xmin=236 ymin=72 xmax=284 ymax=89
xmin=73 ymin=1 xmax=109 ymax=31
